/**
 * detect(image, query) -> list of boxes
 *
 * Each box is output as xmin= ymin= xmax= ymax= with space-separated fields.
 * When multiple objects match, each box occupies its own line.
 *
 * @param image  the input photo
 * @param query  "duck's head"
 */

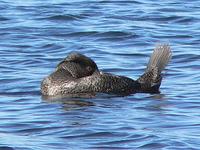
xmin=56 ymin=52 xmax=99 ymax=78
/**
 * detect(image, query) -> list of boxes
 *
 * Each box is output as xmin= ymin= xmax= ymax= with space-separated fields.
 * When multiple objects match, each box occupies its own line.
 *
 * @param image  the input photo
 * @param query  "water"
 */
xmin=0 ymin=0 xmax=200 ymax=149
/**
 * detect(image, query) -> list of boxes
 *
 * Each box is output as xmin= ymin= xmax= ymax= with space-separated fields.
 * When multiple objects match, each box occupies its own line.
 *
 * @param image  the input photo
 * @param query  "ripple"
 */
xmin=61 ymin=131 xmax=118 ymax=139
xmin=99 ymin=0 xmax=143 ymax=4
xmin=43 ymin=14 xmax=87 ymax=22
xmin=0 ymin=91 xmax=40 ymax=97
xmin=97 ymin=31 xmax=134 ymax=37
xmin=0 ymin=146 xmax=15 ymax=150
xmin=0 ymin=16 xmax=10 ymax=21
xmin=139 ymin=142 xmax=167 ymax=149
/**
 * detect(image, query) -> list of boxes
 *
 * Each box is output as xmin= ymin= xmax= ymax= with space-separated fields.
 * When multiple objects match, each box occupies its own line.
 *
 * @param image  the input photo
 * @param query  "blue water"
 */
xmin=0 ymin=0 xmax=200 ymax=149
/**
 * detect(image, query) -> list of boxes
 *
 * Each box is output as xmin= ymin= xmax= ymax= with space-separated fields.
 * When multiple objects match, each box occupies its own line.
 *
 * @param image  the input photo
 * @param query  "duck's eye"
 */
xmin=86 ymin=66 xmax=92 ymax=72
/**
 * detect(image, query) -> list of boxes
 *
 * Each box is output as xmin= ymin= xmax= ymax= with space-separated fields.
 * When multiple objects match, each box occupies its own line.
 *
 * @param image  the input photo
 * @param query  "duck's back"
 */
xmin=51 ymin=72 xmax=140 ymax=96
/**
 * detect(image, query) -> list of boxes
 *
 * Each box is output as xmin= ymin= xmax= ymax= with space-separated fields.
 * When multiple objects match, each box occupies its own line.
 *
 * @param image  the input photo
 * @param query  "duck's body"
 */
xmin=42 ymin=71 xmax=140 ymax=96
xmin=41 ymin=44 xmax=172 ymax=97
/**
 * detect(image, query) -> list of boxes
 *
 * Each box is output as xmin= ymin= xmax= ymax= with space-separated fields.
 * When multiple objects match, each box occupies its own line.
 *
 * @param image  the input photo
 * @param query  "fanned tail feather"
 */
xmin=137 ymin=44 xmax=172 ymax=93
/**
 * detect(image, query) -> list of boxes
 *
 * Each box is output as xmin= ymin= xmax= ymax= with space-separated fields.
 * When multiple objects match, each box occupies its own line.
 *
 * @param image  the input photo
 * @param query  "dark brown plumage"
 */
xmin=41 ymin=44 xmax=172 ymax=97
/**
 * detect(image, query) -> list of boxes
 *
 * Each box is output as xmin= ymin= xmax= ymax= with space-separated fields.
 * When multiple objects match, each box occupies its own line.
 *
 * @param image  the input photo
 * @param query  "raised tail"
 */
xmin=137 ymin=44 xmax=172 ymax=93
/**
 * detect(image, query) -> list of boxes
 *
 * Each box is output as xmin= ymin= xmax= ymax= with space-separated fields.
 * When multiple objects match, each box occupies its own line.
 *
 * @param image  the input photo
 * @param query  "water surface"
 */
xmin=0 ymin=0 xmax=200 ymax=149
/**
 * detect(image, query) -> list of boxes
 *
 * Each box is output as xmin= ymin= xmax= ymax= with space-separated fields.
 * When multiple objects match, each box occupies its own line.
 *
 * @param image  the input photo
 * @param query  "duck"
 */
xmin=41 ymin=44 xmax=172 ymax=97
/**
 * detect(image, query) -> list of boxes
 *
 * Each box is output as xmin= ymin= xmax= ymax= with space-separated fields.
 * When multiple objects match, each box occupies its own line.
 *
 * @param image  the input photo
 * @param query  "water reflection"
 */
xmin=42 ymin=95 xmax=95 ymax=111
xmin=61 ymin=99 xmax=95 ymax=111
